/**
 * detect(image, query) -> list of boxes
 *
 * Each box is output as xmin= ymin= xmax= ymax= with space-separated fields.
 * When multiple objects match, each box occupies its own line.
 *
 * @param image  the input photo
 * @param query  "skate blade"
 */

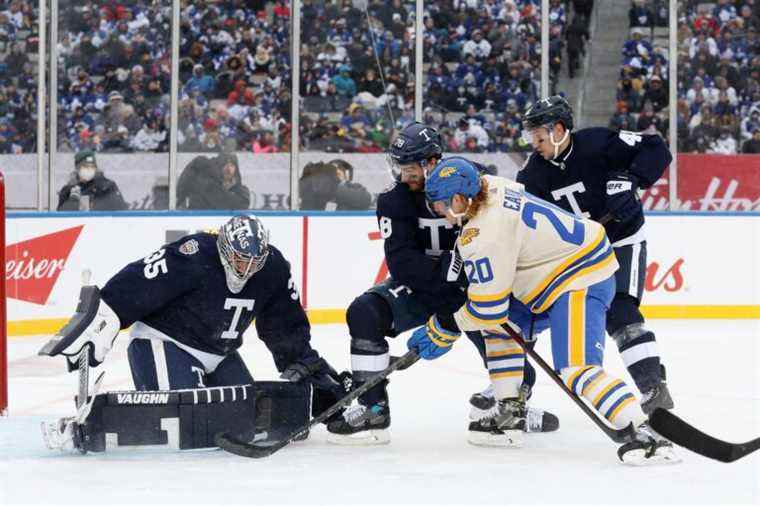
xmin=620 ymin=447 xmax=682 ymax=466
xmin=467 ymin=429 xmax=523 ymax=448
xmin=326 ymin=429 xmax=391 ymax=446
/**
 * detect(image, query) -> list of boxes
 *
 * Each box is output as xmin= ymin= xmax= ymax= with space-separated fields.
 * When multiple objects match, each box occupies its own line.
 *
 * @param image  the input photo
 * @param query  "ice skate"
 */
xmin=617 ymin=422 xmax=681 ymax=465
xmin=469 ymin=384 xmax=559 ymax=433
xmin=41 ymin=417 xmax=85 ymax=454
xmin=468 ymin=397 xmax=526 ymax=447
xmin=640 ymin=367 xmax=675 ymax=414
xmin=326 ymin=402 xmax=390 ymax=445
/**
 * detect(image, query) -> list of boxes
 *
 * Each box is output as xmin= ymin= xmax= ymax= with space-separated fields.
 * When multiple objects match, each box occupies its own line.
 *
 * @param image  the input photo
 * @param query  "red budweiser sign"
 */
xmin=5 ymin=226 xmax=83 ymax=305
xmin=642 ymin=154 xmax=760 ymax=211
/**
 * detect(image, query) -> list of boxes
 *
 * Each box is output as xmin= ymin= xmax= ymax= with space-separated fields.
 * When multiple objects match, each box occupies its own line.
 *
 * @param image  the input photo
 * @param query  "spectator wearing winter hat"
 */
xmin=643 ymin=74 xmax=668 ymax=112
xmin=462 ymin=29 xmax=493 ymax=60
xmin=58 ymin=150 xmax=128 ymax=211
xmin=454 ymin=117 xmax=490 ymax=151
xmin=177 ymin=152 xmax=250 ymax=210
xmin=741 ymin=128 xmax=760 ymax=153
xmin=332 ymin=64 xmax=357 ymax=98
xmin=131 ymin=118 xmax=166 ymax=152
xmin=183 ymin=64 xmax=216 ymax=97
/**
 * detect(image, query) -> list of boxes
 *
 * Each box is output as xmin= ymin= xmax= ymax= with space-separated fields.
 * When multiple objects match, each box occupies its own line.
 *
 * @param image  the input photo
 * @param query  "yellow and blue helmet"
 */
xmin=425 ymin=157 xmax=481 ymax=208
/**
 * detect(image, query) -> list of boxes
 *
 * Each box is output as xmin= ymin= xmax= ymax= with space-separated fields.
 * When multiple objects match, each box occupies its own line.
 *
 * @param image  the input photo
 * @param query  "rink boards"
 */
xmin=5 ymin=212 xmax=760 ymax=336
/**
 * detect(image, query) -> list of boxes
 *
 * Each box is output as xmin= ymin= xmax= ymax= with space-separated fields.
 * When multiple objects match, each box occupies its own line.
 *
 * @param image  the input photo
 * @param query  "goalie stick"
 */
xmin=648 ymin=408 xmax=760 ymax=463
xmin=76 ymin=345 xmax=89 ymax=411
xmin=499 ymin=322 xmax=638 ymax=444
xmin=216 ymin=350 xmax=420 ymax=458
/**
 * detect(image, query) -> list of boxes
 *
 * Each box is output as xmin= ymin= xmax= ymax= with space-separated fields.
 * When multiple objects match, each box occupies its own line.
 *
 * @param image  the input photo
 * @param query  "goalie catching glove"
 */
xmin=39 ymin=286 xmax=121 ymax=368
xmin=605 ymin=172 xmax=642 ymax=223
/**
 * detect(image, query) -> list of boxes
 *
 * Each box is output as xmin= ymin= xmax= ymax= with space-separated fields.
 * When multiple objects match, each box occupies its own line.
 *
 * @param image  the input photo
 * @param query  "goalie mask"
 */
xmin=217 ymin=215 xmax=270 ymax=293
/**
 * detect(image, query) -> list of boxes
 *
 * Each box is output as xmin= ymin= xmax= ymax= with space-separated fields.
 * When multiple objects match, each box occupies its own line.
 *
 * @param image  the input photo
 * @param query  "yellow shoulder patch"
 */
xmin=438 ymin=166 xmax=457 ymax=178
xmin=459 ymin=228 xmax=479 ymax=246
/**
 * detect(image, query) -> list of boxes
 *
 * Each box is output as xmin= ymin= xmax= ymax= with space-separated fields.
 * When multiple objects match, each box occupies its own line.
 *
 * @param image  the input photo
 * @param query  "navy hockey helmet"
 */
xmin=425 ymin=157 xmax=481 ymax=219
xmin=387 ymin=122 xmax=443 ymax=177
xmin=217 ymin=215 xmax=270 ymax=293
xmin=523 ymin=95 xmax=574 ymax=132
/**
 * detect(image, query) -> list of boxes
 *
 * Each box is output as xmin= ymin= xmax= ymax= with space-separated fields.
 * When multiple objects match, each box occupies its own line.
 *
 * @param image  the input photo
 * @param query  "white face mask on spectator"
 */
xmin=78 ymin=165 xmax=96 ymax=182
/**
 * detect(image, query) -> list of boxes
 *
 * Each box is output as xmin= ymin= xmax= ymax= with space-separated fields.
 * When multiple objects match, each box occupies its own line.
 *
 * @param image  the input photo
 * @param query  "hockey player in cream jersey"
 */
xmin=407 ymin=157 xmax=677 ymax=465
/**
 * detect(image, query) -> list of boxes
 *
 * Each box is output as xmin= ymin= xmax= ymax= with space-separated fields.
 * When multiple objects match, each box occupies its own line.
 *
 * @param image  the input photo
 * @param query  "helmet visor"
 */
xmin=521 ymin=125 xmax=552 ymax=145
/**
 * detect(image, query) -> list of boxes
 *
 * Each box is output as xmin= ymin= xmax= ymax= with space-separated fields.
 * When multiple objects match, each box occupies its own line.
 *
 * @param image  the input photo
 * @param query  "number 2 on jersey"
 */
xmin=521 ymin=201 xmax=585 ymax=246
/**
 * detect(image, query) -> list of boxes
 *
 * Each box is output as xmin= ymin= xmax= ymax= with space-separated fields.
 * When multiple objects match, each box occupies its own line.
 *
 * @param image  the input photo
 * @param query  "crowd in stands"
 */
xmin=2 ymin=0 xmax=597 ymax=155
xmin=612 ymin=0 xmax=760 ymax=154
xmin=0 ymin=0 xmax=39 ymax=154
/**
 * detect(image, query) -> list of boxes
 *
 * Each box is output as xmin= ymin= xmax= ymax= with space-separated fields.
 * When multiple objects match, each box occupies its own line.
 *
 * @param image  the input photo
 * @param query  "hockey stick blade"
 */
xmin=216 ymin=350 xmax=420 ymax=458
xmin=214 ymin=432 xmax=288 ymax=459
xmin=649 ymin=408 xmax=760 ymax=463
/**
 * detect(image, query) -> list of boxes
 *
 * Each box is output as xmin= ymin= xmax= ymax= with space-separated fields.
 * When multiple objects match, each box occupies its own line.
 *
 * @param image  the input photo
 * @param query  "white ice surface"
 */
xmin=1 ymin=320 xmax=759 ymax=506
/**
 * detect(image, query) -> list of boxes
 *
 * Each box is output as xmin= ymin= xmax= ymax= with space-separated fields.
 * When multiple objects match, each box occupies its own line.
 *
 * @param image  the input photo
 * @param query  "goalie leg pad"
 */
xmin=69 ymin=382 xmax=310 ymax=452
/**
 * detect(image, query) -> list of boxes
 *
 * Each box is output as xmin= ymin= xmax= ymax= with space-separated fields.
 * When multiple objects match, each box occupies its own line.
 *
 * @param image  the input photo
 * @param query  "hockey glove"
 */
xmin=407 ymin=315 xmax=461 ymax=360
xmin=606 ymin=172 xmax=642 ymax=222
xmin=281 ymin=357 xmax=351 ymax=423
xmin=69 ymin=185 xmax=82 ymax=200
xmin=39 ymin=287 xmax=121 ymax=368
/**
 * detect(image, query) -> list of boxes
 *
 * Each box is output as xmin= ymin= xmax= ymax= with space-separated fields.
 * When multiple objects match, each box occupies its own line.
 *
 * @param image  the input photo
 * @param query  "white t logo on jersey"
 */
xmin=418 ymin=217 xmax=454 ymax=255
xmin=221 ymin=298 xmax=255 ymax=339
xmin=551 ymin=182 xmax=590 ymax=218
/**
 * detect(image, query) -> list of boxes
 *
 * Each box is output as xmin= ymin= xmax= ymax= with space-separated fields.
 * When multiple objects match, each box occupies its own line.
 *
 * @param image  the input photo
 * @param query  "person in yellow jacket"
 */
xmin=407 ymin=156 xmax=678 ymax=465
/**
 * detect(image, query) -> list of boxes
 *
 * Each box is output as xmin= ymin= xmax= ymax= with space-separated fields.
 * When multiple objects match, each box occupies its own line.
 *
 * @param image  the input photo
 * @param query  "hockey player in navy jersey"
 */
xmin=516 ymin=95 xmax=674 ymax=415
xmin=41 ymin=215 xmax=345 ymax=451
xmin=326 ymin=122 xmax=558 ymax=445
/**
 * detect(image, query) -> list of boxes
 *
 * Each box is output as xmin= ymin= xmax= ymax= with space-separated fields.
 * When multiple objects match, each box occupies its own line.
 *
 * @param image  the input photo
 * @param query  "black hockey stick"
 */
xmin=216 ymin=350 xmax=420 ymax=458
xmin=499 ymin=322 xmax=638 ymax=444
xmin=648 ymin=408 xmax=760 ymax=463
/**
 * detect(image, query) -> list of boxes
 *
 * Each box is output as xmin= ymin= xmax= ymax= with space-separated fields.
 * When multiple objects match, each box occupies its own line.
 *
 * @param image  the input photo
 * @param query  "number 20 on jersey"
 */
xmin=464 ymin=257 xmax=494 ymax=284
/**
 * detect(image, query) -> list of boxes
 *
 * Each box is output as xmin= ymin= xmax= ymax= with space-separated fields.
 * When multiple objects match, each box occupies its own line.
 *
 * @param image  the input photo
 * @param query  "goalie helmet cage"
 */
xmin=0 ymin=173 xmax=5 ymax=416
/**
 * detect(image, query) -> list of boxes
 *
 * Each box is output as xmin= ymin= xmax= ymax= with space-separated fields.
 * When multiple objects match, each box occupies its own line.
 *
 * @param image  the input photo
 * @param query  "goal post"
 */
xmin=1 ymin=173 xmax=6 ymax=416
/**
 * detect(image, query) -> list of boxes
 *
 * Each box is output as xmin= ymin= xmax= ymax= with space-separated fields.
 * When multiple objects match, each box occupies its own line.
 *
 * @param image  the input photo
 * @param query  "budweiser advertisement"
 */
xmin=5 ymin=226 xmax=83 ymax=305
xmin=642 ymin=154 xmax=760 ymax=211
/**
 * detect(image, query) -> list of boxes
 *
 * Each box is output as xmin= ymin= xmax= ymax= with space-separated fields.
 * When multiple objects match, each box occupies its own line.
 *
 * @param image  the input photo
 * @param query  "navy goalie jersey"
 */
xmin=100 ymin=233 xmax=315 ymax=370
xmin=517 ymin=127 xmax=672 ymax=244
xmin=376 ymin=180 xmax=463 ymax=313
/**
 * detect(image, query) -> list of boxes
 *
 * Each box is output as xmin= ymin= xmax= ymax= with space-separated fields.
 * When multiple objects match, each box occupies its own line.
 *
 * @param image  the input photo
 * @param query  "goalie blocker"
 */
xmin=45 ymin=382 xmax=311 ymax=453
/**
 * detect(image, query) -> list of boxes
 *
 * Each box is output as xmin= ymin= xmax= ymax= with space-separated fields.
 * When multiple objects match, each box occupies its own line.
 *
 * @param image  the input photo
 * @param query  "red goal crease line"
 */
xmin=6 ymin=306 xmax=760 ymax=338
